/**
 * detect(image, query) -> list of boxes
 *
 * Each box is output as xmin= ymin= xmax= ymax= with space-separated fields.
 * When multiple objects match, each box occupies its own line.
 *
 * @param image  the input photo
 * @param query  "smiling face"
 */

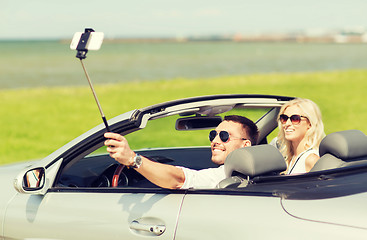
xmin=281 ymin=105 xmax=311 ymax=145
xmin=210 ymin=120 xmax=251 ymax=165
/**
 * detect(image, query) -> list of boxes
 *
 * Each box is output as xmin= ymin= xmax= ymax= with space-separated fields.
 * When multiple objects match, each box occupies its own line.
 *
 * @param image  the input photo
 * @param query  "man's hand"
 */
xmin=104 ymin=132 xmax=135 ymax=166
xmin=104 ymin=132 xmax=185 ymax=189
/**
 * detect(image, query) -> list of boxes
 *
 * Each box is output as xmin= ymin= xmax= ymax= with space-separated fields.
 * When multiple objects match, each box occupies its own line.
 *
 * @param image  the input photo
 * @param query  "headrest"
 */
xmin=319 ymin=130 xmax=367 ymax=160
xmin=224 ymin=145 xmax=286 ymax=178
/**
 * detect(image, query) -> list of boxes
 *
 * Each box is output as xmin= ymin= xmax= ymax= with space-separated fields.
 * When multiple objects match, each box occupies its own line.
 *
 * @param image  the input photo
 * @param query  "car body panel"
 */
xmin=282 ymin=192 xmax=367 ymax=229
xmin=0 ymin=161 xmax=35 ymax=238
xmin=174 ymin=193 xmax=367 ymax=240
xmin=0 ymin=162 xmax=31 ymax=197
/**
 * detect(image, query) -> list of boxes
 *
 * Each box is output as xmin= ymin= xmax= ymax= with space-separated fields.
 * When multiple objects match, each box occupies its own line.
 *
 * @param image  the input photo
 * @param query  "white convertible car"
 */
xmin=1 ymin=94 xmax=367 ymax=239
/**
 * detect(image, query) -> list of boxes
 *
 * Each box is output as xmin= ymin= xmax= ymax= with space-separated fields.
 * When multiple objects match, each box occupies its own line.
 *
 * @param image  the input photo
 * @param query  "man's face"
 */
xmin=210 ymin=120 xmax=251 ymax=165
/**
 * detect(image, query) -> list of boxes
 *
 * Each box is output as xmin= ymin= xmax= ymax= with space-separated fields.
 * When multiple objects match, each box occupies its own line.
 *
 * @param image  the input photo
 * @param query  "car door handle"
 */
xmin=130 ymin=220 xmax=166 ymax=236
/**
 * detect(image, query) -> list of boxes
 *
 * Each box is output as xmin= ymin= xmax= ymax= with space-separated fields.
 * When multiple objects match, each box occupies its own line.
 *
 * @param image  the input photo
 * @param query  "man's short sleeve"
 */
xmin=178 ymin=165 xmax=226 ymax=189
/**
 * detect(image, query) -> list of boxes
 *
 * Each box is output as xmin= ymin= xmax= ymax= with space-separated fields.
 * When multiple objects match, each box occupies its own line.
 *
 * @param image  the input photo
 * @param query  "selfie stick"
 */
xmin=75 ymin=28 xmax=111 ymax=132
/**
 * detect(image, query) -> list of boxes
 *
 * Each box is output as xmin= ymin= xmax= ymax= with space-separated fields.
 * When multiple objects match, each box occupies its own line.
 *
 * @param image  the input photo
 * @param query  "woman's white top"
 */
xmin=287 ymin=148 xmax=319 ymax=175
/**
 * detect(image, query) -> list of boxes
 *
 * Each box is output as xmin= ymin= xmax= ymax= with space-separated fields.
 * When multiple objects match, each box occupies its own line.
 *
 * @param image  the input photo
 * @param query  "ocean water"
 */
xmin=1 ymin=40 xmax=367 ymax=89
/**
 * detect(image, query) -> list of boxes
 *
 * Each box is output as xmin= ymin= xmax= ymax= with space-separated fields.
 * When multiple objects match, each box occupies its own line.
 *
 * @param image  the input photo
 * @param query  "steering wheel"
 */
xmin=112 ymin=164 xmax=129 ymax=187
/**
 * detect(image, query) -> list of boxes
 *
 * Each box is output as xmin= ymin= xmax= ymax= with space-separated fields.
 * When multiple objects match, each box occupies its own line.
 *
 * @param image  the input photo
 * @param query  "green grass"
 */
xmin=1 ymin=69 xmax=367 ymax=165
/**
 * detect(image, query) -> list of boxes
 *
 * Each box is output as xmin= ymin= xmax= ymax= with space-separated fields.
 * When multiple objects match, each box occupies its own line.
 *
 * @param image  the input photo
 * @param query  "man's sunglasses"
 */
xmin=279 ymin=114 xmax=308 ymax=125
xmin=209 ymin=130 xmax=247 ymax=143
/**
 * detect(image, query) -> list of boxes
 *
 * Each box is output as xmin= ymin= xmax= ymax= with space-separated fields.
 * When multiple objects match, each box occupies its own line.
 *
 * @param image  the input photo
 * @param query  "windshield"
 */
xmin=127 ymin=107 xmax=274 ymax=149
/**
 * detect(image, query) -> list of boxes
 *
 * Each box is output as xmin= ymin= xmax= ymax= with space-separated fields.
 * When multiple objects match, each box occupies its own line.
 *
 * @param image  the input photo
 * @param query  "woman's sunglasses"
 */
xmin=279 ymin=114 xmax=308 ymax=125
xmin=209 ymin=130 xmax=247 ymax=143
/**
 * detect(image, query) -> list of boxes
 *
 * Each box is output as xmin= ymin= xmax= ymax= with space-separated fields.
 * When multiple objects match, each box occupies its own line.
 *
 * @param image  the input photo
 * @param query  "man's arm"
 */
xmin=104 ymin=132 xmax=185 ymax=189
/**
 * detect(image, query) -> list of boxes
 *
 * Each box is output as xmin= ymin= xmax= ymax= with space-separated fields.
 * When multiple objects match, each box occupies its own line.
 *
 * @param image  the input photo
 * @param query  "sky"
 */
xmin=2 ymin=0 xmax=367 ymax=40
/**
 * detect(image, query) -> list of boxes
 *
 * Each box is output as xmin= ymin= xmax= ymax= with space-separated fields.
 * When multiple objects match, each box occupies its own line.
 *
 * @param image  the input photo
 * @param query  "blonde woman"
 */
xmin=277 ymin=98 xmax=325 ymax=174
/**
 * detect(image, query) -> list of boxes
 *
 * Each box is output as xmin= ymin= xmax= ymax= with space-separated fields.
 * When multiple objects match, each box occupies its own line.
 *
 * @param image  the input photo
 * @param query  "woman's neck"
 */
xmin=292 ymin=139 xmax=308 ymax=157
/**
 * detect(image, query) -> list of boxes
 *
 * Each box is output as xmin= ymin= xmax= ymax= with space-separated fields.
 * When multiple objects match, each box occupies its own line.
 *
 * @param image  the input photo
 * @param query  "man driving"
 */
xmin=104 ymin=115 xmax=259 ymax=189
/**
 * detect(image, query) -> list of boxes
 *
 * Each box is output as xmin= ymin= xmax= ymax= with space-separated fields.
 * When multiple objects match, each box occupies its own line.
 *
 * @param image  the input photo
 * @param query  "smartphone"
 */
xmin=70 ymin=32 xmax=104 ymax=50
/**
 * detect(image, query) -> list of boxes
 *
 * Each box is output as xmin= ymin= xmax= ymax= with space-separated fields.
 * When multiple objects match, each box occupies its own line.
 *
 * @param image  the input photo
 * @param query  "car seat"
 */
xmin=310 ymin=130 xmax=367 ymax=172
xmin=217 ymin=144 xmax=286 ymax=188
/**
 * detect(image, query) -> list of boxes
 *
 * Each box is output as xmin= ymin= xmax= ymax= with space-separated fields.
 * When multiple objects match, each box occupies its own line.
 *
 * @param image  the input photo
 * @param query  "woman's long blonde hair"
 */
xmin=277 ymin=98 xmax=325 ymax=167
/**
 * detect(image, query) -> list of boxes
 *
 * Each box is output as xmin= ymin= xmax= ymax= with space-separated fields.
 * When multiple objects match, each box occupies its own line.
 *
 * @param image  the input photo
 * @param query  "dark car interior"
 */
xmin=57 ymin=147 xmax=214 ymax=188
xmin=56 ymin=125 xmax=367 ymax=192
xmin=54 ymin=128 xmax=367 ymax=201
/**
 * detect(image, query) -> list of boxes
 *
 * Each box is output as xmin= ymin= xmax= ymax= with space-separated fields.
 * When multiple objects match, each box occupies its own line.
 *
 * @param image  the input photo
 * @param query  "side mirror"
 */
xmin=175 ymin=116 xmax=222 ymax=131
xmin=23 ymin=168 xmax=45 ymax=189
xmin=14 ymin=167 xmax=45 ymax=193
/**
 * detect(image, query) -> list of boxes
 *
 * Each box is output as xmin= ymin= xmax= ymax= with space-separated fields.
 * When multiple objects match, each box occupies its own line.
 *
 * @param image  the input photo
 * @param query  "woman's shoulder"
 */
xmin=305 ymin=150 xmax=320 ymax=171
xmin=308 ymin=148 xmax=319 ymax=156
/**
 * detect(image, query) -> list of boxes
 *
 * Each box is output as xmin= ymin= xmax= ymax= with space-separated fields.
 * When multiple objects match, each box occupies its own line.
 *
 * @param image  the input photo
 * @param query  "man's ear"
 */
xmin=242 ymin=139 xmax=252 ymax=148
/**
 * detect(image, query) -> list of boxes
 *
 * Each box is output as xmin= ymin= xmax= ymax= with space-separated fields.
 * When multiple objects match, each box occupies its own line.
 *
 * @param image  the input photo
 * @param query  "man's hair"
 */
xmin=224 ymin=115 xmax=259 ymax=145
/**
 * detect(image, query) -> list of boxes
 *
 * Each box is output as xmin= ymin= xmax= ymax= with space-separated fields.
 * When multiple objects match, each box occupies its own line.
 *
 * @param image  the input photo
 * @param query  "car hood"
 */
xmin=282 ymin=192 xmax=367 ymax=230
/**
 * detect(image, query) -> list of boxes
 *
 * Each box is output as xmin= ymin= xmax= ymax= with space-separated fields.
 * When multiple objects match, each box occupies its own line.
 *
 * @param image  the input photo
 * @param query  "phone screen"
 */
xmin=70 ymin=32 xmax=104 ymax=50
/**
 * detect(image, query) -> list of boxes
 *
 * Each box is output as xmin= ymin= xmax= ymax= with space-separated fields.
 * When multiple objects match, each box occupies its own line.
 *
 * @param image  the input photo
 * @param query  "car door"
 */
xmin=175 ymin=191 xmax=289 ymax=239
xmin=4 ymin=188 xmax=184 ymax=240
xmin=5 ymin=155 xmax=185 ymax=240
